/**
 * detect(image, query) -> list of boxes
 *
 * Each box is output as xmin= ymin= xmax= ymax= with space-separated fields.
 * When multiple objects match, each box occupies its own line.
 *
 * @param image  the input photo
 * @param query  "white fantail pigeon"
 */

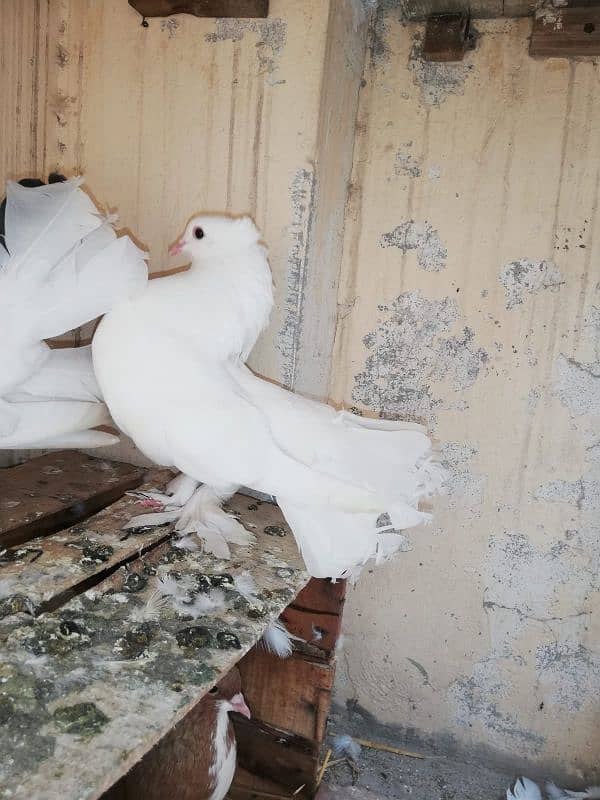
xmin=92 ymin=214 xmax=445 ymax=580
xmin=0 ymin=177 xmax=147 ymax=449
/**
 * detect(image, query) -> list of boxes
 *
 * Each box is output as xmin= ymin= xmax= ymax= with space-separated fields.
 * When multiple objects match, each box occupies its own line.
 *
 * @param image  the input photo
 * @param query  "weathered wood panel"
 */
xmin=237 ymin=647 xmax=335 ymax=743
xmin=0 ymin=469 xmax=172 ymax=615
xmin=129 ymin=0 xmax=269 ymax=17
xmin=530 ymin=7 xmax=600 ymax=56
xmin=0 ymin=484 xmax=308 ymax=800
xmin=0 ymin=451 xmax=144 ymax=548
xmin=234 ymin=717 xmax=317 ymax=797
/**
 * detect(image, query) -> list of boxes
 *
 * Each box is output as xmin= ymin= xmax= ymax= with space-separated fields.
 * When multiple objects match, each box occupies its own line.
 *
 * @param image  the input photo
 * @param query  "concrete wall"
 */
xmin=331 ymin=11 xmax=600 ymax=783
xmin=2 ymin=0 xmax=599 ymax=781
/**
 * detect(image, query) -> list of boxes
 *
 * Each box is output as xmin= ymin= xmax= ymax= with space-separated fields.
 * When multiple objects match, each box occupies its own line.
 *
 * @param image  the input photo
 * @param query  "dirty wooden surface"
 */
xmin=128 ymin=0 xmax=269 ymax=17
xmin=530 ymin=7 xmax=600 ymax=56
xmin=0 ymin=451 xmax=143 ymax=548
xmin=0 ymin=459 xmax=309 ymax=800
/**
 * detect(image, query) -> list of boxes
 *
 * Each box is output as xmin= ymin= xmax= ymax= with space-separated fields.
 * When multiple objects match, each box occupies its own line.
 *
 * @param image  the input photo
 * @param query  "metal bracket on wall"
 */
xmin=128 ymin=0 xmax=268 ymax=19
xmin=530 ymin=6 xmax=600 ymax=56
xmin=422 ymin=12 xmax=474 ymax=61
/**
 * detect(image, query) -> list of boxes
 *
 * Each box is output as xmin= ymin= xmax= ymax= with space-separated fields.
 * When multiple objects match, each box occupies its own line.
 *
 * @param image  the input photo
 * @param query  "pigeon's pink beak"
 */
xmin=230 ymin=692 xmax=251 ymax=719
xmin=169 ymin=237 xmax=184 ymax=257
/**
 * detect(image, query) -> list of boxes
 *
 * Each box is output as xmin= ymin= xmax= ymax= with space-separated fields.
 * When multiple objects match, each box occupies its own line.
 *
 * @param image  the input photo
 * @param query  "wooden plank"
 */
xmin=530 ymin=7 xmax=600 ymax=56
xmin=0 ymin=451 xmax=144 ymax=548
xmin=229 ymin=766 xmax=309 ymax=800
xmin=0 ymin=469 xmax=173 ymax=616
xmin=128 ymin=0 xmax=268 ymax=18
xmin=280 ymin=605 xmax=342 ymax=658
xmin=237 ymin=647 xmax=335 ymax=743
xmin=423 ymin=13 xmax=471 ymax=62
xmin=291 ymin=578 xmax=346 ymax=616
xmin=0 ymin=494 xmax=308 ymax=800
xmin=233 ymin=717 xmax=316 ymax=798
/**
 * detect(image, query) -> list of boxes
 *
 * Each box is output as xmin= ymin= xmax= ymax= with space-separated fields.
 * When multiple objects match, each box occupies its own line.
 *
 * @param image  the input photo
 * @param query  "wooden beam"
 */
xmin=0 ymin=451 xmax=144 ymax=549
xmin=423 ymin=12 xmax=471 ymax=62
xmin=128 ymin=0 xmax=268 ymax=18
xmin=530 ymin=7 xmax=600 ymax=56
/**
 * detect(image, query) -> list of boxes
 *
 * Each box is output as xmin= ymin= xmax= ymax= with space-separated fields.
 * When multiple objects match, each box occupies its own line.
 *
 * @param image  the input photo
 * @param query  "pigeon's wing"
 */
xmin=231 ymin=363 xmax=444 ymax=510
xmin=222 ymin=363 xmax=443 ymax=579
xmin=7 ymin=346 xmax=103 ymax=403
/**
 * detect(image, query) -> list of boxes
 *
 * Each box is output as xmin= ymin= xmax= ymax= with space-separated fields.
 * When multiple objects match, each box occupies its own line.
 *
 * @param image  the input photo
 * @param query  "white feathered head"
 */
xmin=169 ymin=214 xmax=261 ymax=260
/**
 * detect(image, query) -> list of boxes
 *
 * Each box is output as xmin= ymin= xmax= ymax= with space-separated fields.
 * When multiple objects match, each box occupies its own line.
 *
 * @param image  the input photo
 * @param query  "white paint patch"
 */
xmin=441 ymin=442 xmax=485 ymax=518
xmin=408 ymin=37 xmax=474 ymax=107
xmin=499 ymin=258 xmax=565 ymax=310
xmin=555 ymin=355 xmax=600 ymax=418
xmin=205 ymin=18 xmax=287 ymax=75
xmin=449 ymin=657 xmax=545 ymax=750
xmin=535 ymin=476 xmax=600 ymax=513
xmin=380 ymin=220 xmax=447 ymax=271
xmin=536 ymin=642 xmax=600 ymax=712
xmin=352 ymin=291 xmax=488 ymax=425
xmin=277 ymin=168 xmax=316 ymax=389
xmin=394 ymin=152 xmax=421 ymax=178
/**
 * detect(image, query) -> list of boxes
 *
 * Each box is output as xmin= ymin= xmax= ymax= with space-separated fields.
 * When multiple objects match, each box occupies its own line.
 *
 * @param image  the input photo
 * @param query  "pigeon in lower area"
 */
xmin=118 ymin=667 xmax=250 ymax=800
xmin=507 ymin=777 xmax=600 ymax=800
xmin=92 ymin=213 xmax=445 ymax=579
xmin=0 ymin=176 xmax=147 ymax=449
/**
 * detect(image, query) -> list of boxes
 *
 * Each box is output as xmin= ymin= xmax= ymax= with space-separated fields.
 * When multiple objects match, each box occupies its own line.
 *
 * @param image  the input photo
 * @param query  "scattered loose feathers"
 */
xmin=158 ymin=574 xmax=226 ymax=619
xmin=0 ymin=177 xmax=147 ymax=449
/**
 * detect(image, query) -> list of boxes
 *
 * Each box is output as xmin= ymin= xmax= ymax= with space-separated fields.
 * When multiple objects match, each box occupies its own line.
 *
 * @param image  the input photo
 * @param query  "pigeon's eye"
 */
xmin=208 ymin=686 xmax=218 ymax=695
xmin=193 ymin=226 xmax=204 ymax=240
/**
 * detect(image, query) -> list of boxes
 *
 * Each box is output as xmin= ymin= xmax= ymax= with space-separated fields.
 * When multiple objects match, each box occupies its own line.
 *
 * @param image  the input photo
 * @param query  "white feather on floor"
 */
xmin=331 ymin=734 xmax=362 ymax=762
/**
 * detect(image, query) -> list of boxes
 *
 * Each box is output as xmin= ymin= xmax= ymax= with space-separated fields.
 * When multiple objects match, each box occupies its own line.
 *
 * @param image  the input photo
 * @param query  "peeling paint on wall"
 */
xmin=394 ymin=151 xmax=421 ymax=177
xmin=352 ymin=292 xmax=487 ymax=424
xmin=441 ymin=442 xmax=485 ymax=516
xmin=205 ymin=18 xmax=287 ymax=74
xmin=380 ymin=221 xmax=447 ymax=271
xmin=536 ymin=642 xmax=600 ymax=712
xmin=277 ymin=168 xmax=316 ymax=389
xmin=499 ymin=259 xmax=565 ymax=311
xmin=450 ymin=658 xmax=546 ymax=751
xmin=535 ymin=477 xmax=600 ymax=513
xmin=408 ymin=37 xmax=473 ymax=106
xmin=555 ymin=355 xmax=600 ymax=418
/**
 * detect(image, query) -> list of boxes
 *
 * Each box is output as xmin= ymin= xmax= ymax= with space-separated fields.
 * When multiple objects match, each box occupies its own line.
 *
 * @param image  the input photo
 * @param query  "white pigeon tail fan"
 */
xmin=0 ymin=178 xmax=148 ymax=448
xmin=231 ymin=364 xmax=445 ymax=579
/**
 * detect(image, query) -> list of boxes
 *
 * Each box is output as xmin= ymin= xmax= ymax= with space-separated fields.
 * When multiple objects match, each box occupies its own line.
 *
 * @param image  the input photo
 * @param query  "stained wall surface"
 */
xmin=330 ymin=12 xmax=600 ymax=781
xmin=1 ymin=1 xmax=599 ymax=780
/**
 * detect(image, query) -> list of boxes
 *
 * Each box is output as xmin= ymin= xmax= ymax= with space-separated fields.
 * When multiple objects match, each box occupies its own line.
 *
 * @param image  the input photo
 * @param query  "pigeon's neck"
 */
xmin=190 ymin=251 xmax=273 ymax=361
xmin=208 ymin=704 xmax=236 ymax=800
